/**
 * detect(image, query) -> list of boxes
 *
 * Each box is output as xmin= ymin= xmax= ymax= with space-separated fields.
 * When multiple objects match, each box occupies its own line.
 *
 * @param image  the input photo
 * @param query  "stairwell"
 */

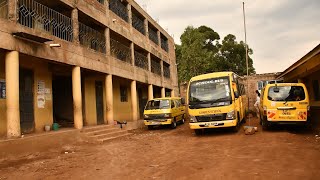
xmin=81 ymin=124 xmax=132 ymax=143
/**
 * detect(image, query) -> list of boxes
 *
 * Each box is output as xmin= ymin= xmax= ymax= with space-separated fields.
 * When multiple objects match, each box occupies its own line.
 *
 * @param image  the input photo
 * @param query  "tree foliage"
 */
xmin=176 ymin=26 xmax=255 ymax=82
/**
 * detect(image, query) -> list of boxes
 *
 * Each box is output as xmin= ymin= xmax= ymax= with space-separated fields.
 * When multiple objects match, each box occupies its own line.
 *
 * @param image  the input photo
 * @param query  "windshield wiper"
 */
xmin=210 ymin=97 xmax=231 ymax=104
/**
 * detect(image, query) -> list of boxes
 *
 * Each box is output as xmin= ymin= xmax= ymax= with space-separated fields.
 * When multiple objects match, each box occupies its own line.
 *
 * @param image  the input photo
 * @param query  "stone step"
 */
xmin=98 ymin=133 xmax=132 ymax=143
xmin=81 ymin=125 xmax=114 ymax=133
xmin=92 ymin=130 xmax=127 ymax=140
xmin=85 ymin=128 xmax=119 ymax=136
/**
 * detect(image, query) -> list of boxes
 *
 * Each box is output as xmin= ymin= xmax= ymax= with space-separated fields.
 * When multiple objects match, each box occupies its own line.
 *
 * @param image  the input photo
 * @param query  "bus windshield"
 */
xmin=189 ymin=77 xmax=232 ymax=108
xmin=145 ymin=99 xmax=170 ymax=110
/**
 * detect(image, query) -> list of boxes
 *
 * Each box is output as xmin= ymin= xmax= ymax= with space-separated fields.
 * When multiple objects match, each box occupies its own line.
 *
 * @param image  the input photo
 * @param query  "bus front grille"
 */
xmin=196 ymin=114 xmax=226 ymax=122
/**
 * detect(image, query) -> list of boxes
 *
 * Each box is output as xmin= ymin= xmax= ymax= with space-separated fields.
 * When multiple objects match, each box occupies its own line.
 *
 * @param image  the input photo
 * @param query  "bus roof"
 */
xmin=190 ymin=72 xmax=234 ymax=82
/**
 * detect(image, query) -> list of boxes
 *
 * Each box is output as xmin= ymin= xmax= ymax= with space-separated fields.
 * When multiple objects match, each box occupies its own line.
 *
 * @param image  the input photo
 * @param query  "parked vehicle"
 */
xmin=143 ymin=97 xmax=186 ymax=129
xmin=259 ymin=83 xmax=310 ymax=129
xmin=187 ymin=72 xmax=247 ymax=135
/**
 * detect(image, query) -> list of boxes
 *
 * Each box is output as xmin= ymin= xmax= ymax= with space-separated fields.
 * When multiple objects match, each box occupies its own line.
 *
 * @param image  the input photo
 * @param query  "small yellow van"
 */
xmin=259 ymin=83 xmax=310 ymax=129
xmin=144 ymin=97 xmax=186 ymax=129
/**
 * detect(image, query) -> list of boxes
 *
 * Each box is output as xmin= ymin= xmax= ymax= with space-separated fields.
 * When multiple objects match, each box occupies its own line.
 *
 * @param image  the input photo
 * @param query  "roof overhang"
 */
xmin=12 ymin=32 xmax=52 ymax=43
xmin=277 ymin=44 xmax=320 ymax=79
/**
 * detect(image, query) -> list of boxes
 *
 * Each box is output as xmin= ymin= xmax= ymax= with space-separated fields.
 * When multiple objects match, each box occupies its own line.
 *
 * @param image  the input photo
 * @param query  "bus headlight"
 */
xmin=144 ymin=114 xmax=149 ymax=119
xmin=226 ymin=110 xmax=235 ymax=120
xmin=189 ymin=116 xmax=197 ymax=123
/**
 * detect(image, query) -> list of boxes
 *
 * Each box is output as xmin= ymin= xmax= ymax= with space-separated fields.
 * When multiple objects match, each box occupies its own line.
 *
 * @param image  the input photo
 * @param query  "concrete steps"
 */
xmin=81 ymin=125 xmax=131 ymax=143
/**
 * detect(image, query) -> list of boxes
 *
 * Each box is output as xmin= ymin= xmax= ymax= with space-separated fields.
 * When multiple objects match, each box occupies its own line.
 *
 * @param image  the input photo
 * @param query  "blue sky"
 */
xmin=135 ymin=0 xmax=320 ymax=74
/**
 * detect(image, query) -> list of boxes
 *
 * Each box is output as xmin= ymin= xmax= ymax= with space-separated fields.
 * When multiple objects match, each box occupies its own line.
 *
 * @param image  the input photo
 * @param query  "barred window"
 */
xmin=109 ymin=0 xmax=129 ymax=22
xmin=120 ymin=86 xmax=128 ymax=102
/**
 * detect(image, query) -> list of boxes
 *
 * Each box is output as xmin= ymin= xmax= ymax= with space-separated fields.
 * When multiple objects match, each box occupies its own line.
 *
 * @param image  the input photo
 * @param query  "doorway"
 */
xmin=19 ymin=69 xmax=35 ymax=134
xmin=95 ymin=81 xmax=104 ymax=125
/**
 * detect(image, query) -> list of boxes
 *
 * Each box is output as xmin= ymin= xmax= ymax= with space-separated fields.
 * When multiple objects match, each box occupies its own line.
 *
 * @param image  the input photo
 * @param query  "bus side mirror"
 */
xmin=181 ymin=98 xmax=186 ymax=105
xmin=273 ymin=87 xmax=280 ymax=93
xmin=234 ymin=91 xmax=239 ymax=98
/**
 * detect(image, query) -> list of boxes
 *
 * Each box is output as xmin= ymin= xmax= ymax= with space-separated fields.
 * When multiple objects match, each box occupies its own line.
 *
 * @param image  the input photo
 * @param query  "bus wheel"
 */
xmin=181 ymin=115 xmax=185 ymax=124
xmin=171 ymin=119 xmax=177 ymax=129
xmin=194 ymin=129 xmax=202 ymax=135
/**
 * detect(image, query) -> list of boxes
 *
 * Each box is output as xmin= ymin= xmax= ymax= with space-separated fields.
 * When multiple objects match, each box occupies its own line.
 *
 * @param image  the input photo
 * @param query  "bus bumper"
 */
xmin=189 ymin=120 xmax=237 ymax=129
xmin=144 ymin=119 xmax=172 ymax=126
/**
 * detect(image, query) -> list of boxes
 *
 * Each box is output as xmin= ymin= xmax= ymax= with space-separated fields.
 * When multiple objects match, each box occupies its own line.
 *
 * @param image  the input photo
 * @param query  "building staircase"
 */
xmin=81 ymin=124 xmax=132 ymax=143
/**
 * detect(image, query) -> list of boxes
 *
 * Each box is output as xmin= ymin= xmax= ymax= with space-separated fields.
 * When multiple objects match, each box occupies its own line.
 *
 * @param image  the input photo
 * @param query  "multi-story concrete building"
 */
xmin=0 ymin=0 xmax=178 ymax=138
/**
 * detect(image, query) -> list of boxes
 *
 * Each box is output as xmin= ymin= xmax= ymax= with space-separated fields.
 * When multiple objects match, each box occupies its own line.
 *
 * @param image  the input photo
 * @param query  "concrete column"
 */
xmin=105 ymin=74 xmax=114 ymax=125
xmin=148 ymin=84 xmax=153 ymax=100
xmin=157 ymin=30 xmax=161 ymax=46
xmin=6 ymin=51 xmax=20 ymax=138
xmin=144 ymin=19 xmax=149 ymax=37
xmin=8 ymin=0 xmax=18 ymax=22
xmin=72 ymin=66 xmax=83 ymax=129
xmin=161 ymin=87 xmax=165 ymax=98
xmin=105 ymin=0 xmax=109 ymax=10
xmin=130 ymin=42 xmax=135 ymax=66
xmin=127 ymin=4 xmax=132 ymax=25
xmin=105 ymin=28 xmax=111 ymax=56
xmin=131 ymin=80 xmax=138 ymax=121
xmin=147 ymin=53 xmax=151 ymax=71
xmin=171 ymin=89 xmax=175 ymax=97
xmin=72 ymin=8 xmax=80 ymax=44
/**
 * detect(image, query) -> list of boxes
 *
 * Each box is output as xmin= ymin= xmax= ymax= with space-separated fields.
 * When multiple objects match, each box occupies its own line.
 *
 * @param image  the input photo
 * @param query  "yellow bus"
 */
xmin=187 ymin=72 xmax=247 ymax=135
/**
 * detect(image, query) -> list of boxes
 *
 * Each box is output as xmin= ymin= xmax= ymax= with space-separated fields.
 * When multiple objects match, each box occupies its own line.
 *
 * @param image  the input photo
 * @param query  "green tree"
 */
xmin=176 ymin=26 xmax=255 ymax=83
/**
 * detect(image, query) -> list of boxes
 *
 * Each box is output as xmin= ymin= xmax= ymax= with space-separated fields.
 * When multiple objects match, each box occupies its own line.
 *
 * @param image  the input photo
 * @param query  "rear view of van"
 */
xmin=259 ymin=83 xmax=310 ymax=129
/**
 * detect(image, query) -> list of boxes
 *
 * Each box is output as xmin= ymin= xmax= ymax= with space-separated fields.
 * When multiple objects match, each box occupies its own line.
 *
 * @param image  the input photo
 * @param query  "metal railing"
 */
xmin=0 ymin=0 xmax=8 ymax=19
xmin=161 ymin=37 xmax=169 ymax=52
xmin=110 ymin=38 xmax=131 ymax=64
xmin=79 ymin=22 xmax=106 ymax=53
xmin=134 ymin=51 xmax=148 ymax=70
xmin=132 ymin=13 xmax=145 ymax=35
xmin=163 ymin=63 xmax=170 ymax=78
xmin=151 ymin=58 xmax=161 ymax=75
xmin=18 ymin=0 xmax=73 ymax=41
xmin=148 ymin=27 xmax=158 ymax=45
xmin=96 ymin=0 xmax=104 ymax=4
xmin=109 ymin=0 xmax=128 ymax=22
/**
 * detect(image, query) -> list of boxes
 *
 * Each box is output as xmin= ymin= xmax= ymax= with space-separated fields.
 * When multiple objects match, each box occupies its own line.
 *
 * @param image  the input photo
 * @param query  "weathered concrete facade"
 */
xmin=0 ymin=0 xmax=177 ymax=137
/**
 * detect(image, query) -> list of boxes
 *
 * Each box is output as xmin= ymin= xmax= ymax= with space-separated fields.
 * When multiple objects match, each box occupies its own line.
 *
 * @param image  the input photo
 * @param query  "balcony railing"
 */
xmin=0 ymin=0 xmax=8 ymax=19
xmin=109 ymin=0 xmax=128 ymax=22
xmin=110 ymin=38 xmax=131 ymax=64
xmin=148 ymin=27 xmax=158 ymax=45
xmin=79 ymin=23 xmax=106 ymax=53
xmin=134 ymin=51 xmax=148 ymax=70
xmin=18 ymin=0 xmax=73 ymax=42
xmin=163 ymin=63 xmax=170 ymax=78
xmin=151 ymin=58 xmax=161 ymax=76
xmin=161 ymin=37 xmax=168 ymax=52
xmin=132 ymin=13 xmax=145 ymax=35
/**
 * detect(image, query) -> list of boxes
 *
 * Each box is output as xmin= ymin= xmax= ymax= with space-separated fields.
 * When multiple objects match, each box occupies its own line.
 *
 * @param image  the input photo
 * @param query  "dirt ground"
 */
xmin=1 ymin=118 xmax=320 ymax=180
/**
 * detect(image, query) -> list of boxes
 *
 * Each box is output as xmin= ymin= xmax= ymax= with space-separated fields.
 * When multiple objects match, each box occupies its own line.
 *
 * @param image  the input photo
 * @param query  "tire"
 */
xmin=261 ymin=117 xmax=269 ymax=130
xmin=232 ymin=113 xmax=240 ymax=132
xmin=171 ymin=119 xmax=177 ymax=129
xmin=181 ymin=115 xmax=185 ymax=124
xmin=194 ymin=129 xmax=202 ymax=135
xmin=147 ymin=125 xmax=153 ymax=130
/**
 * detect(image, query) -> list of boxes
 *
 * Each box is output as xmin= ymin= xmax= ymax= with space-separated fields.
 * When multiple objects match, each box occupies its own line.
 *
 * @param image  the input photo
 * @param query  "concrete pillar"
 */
xmin=147 ymin=53 xmax=151 ymax=71
xmin=144 ymin=19 xmax=149 ymax=37
xmin=71 ymin=8 xmax=79 ymax=44
xmin=157 ymin=30 xmax=161 ymax=46
xmin=105 ymin=74 xmax=114 ymax=125
xmin=128 ymin=4 xmax=132 ymax=25
xmin=148 ymin=84 xmax=153 ymax=100
xmin=131 ymin=80 xmax=138 ymax=121
xmin=105 ymin=28 xmax=111 ymax=56
xmin=6 ymin=51 xmax=20 ymax=138
xmin=130 ymin=42 xmax=135 ymax=66
xmin=8 ymin=0 xmax=17 ymax=22
xmin=171 ymin=89 xmax=175 ymax=97
xmin=105 ymin=0 xmax=109 ymax=10
xmin=161 ymin=87 xmax=165 ymax=98
xmin=72 ymin=66 xmax=83 ymax=129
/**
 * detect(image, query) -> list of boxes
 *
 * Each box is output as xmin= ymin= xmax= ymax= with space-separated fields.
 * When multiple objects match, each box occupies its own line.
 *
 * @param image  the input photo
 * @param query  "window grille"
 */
xmin=134 ymin=51 xmax=148 ymax=70
xmin=109 ymin=0 xmax=128 ymax=22
xmin=132 ymin=12 xmax=145 ymax=35
xmin=110 ymin=38 xmax=131 ymax=64
xmin=148 ymin=26 xmax=158 ymax=45
xmin=163 ymin=63 xmax=170 ymax=78
xmin=151 ymin=58 xmax=161 ymax=76
xmin=0 ymin=0 xmax=8 ymax=19
xmin=79 ymin=22 xmax=106 ymax=53
xmin=120 ymin=86 xmax=128 ymax=102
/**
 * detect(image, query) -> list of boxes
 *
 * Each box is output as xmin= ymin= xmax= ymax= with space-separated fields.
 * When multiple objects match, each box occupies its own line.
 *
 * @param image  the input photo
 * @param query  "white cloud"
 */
xmin=134 ymin=0 xmax=320 ymax=74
